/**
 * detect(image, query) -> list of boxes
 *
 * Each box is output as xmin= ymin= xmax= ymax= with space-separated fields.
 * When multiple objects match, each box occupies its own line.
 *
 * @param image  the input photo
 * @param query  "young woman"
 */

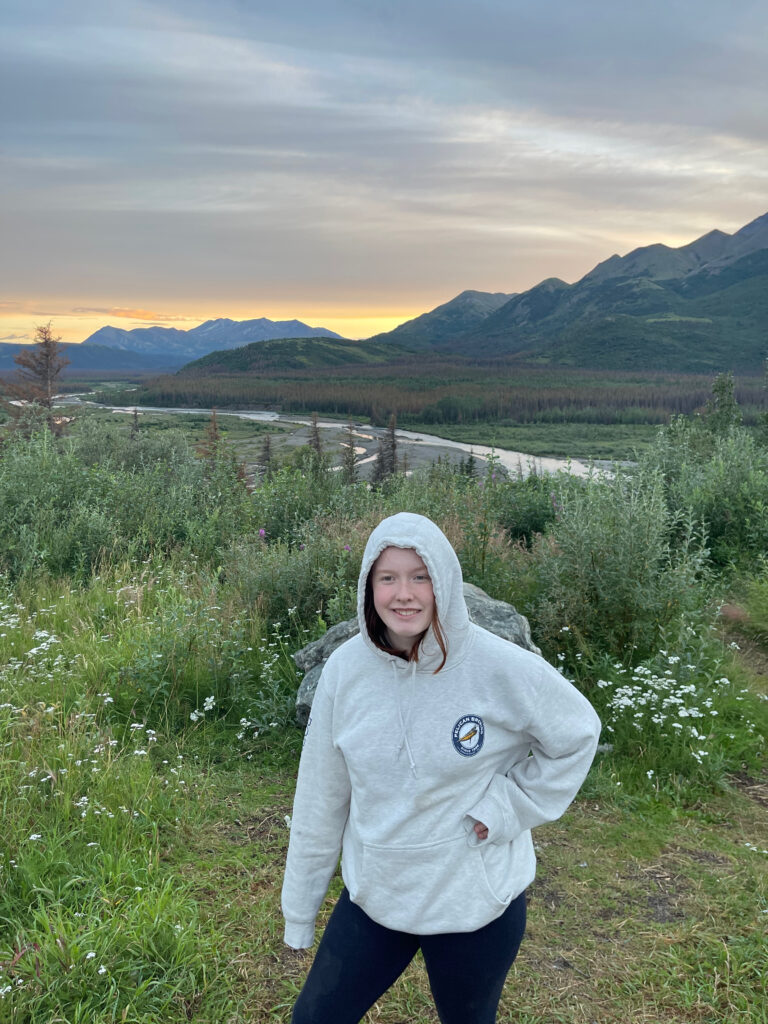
xmin=282 ymin=512 xmax=601 ymax=1024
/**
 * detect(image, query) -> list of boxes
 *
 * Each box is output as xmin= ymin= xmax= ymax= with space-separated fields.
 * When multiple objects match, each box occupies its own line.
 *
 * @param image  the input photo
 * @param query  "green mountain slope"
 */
xmin=367 ymin=289 xmax=515 ymax=349
xmin=178 ymin=336 xmax=410 ymax=374
xmin=369 ymin=212 xmax=768 ymax=373
xmin=466 ymin=248 xmax=768 ymax=371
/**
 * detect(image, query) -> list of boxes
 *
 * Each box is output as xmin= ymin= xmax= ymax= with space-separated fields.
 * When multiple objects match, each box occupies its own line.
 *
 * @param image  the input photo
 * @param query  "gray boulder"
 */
xmin=461 ymin=583 xmax=540 ymax=655
xmin=293 ymin=583 xmax=540 ymax=725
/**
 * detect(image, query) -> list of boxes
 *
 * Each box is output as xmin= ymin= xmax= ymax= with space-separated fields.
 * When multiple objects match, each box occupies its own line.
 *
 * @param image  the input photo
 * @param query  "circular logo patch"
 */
xmin=452 ymin=714 xmax=485 ymax=757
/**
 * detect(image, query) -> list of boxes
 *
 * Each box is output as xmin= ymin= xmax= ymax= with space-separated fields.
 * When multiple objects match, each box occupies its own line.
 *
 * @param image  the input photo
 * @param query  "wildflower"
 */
xmin=98 ymin=965 xmax=107 ymax=975
xmin=28 ymin=833 xmax=42 ymax=841
xmin=259 ymin=528 xmax=266 ymax=537
xmin=646 ymin=769 xmax=654 ymax=778
xmin=86 ymin=952 xmax=96 ymax=960
xmin=203 ymin=695 xmax=215 ymax=711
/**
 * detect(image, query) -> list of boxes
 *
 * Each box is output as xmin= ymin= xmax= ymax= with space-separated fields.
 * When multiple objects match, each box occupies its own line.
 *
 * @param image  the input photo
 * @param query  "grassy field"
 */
xmin=191 ymin=749 xmax=768 ymax=1023
xmin=402 ymin=421 xmax=661 ymax=460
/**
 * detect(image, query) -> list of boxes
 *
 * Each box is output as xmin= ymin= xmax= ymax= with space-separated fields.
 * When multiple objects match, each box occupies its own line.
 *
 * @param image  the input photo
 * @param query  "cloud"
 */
xmin=1 ymin=0 xmax=766 ymax=316
xmin=0 ymin=332 xmax=30 ymax=341
xmin=71 ymin=307 xmax=192 ymax=322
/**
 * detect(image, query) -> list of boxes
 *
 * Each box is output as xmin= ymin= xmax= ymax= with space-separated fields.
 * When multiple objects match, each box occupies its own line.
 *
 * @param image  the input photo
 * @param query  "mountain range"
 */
xmin=1 ymin=317 xmax=344 ymax=375
xmin=0 ymin=342 xmax=186 ymax=374
xmin=4 ymin=212 xmax=766 ymax=376
xmin=86 ymin=317 xmax=342 ymax=360
xmin=368 ymin=211 xmax=768 ymax=372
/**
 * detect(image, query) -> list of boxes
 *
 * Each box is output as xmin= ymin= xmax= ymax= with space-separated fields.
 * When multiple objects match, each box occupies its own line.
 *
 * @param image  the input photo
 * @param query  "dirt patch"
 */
xmin=645 ymin=893 xmax=684 ymax=923
xmin=218 ymin=806 xmax=292 ymax=848
xmin=528 ymin=874 xmax=567 ymax=910
xmin=678 ymin=848 xmax=732 ymax=866
xmin=735 ymin=636 xmax=768 ymax=677
xmin=730 ymin=772 xmax=768 ymax=809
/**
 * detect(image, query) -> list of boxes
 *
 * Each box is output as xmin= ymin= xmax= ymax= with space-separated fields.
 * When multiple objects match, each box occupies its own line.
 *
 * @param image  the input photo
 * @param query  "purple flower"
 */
xmin=258 ymin=528 xmax=266 ymax=537
xmin=343 ymin=545 xmax=351 ymax=551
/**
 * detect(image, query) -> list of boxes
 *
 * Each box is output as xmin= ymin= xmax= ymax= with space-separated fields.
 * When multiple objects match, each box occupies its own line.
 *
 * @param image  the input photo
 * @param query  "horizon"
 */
xmin=2 ymin=1 xmax=767 ymax=346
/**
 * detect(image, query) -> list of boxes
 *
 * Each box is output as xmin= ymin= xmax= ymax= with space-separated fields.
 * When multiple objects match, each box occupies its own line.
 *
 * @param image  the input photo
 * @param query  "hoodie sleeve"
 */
xmin=463 ymin=658 xmax=600 ymax=847
xmin=281 ymin=669 xmax=351 ymax=948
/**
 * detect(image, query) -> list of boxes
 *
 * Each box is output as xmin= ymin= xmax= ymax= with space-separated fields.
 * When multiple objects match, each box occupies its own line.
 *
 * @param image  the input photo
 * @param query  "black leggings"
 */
xmin=291 ymin=888 xmax=526 ymax=1024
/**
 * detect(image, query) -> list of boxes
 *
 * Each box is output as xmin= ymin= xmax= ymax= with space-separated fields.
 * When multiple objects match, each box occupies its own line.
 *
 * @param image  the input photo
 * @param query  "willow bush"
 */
xmin=531 ymin=467 xmax=710 ymax=662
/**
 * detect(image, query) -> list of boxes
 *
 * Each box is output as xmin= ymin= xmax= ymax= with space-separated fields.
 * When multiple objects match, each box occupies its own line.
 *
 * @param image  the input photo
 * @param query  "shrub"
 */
xmin=641 ymin=419 xmax=768 ymax=568
xmin=223 ymin=529 xmax=363 ymax=627
xmin=532 ymin=468 xmax=710 ymax=661
xmin=0 ymin=422 xmax=253 ymax=579
xmin=495 ymin=473 xmax=558 ymax=544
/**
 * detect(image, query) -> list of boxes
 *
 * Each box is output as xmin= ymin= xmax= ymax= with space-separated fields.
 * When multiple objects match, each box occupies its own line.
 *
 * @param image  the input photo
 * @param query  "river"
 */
xmin=59 ymin=396 xmax=597 ymax=479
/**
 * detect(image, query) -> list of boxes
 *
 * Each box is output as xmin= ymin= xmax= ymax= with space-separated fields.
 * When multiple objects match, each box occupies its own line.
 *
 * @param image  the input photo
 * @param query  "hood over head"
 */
xmin=357 ymin=512 xmax=470 ymax=669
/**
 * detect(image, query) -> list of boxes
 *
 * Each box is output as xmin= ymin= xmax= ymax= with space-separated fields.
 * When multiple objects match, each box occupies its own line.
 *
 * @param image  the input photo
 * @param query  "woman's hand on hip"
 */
xmin=473 ymin=821 xmax=488 ymax=841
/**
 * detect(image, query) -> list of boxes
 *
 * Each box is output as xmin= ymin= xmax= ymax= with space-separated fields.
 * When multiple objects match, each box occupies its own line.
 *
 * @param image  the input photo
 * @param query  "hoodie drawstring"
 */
xmin=393 ymin=660 xmax=418 ymax=776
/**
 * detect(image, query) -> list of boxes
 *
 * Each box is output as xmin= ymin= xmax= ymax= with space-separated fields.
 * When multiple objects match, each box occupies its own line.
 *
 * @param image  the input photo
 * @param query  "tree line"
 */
xmin=112 ymin=368 xmax=768 ymax=427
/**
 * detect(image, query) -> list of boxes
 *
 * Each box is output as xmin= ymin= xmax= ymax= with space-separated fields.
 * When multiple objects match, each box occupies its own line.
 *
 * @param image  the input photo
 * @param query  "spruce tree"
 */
xmin=309 ymin=411 xmax=323 ymax=455
xmin=341 ymin=421 xmax=357 ymax=484
xmin=371 ymin=438 xmax=387 ymax=484
xmin=372 ymin=413 xmax=398 ymax=482
xmin=259 ymin=432 xmax=273 ymax=478
xmin=1 ymin=322 xmax=70 ymax=434
xmin=383 ymin=413 xmax=398 ymax=475
xmin=703 ymin=371 xmax=742 ymax=434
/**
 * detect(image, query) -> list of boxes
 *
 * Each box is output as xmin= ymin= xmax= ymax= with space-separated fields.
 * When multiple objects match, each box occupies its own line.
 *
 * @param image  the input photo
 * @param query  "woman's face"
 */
xmin=371 ymin=546 xmax=435 ymax=652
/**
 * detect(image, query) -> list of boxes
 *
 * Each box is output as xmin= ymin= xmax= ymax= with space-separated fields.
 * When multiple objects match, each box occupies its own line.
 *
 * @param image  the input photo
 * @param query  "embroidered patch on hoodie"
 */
xmin=452 ymin=714 xmax=485 ymax=756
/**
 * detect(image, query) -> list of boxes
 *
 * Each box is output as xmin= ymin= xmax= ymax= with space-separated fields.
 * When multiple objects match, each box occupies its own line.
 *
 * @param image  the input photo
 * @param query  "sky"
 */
xmin=2 ymin=0 xmax=767 ymax=344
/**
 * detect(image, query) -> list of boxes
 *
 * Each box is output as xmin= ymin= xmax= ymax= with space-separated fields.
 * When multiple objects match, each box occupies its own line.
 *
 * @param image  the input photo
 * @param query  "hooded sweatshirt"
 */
xmin=281 ymin=512 xmax=601 ymax=949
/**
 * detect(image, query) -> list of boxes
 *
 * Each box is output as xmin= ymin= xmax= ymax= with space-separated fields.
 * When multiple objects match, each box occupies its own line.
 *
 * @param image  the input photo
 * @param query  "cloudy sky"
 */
xmin=2 ymin=0 xmax=767 ymax=344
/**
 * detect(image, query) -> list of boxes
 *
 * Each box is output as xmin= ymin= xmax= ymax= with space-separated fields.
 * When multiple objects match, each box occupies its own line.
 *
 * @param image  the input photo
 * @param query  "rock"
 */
xmin=461 ymin=583 xmax=540 ymax=656
xmin=293 ymin=619 xmax=360 ymax=673
xmin=292 ymin=583 xmax=540 ymax=725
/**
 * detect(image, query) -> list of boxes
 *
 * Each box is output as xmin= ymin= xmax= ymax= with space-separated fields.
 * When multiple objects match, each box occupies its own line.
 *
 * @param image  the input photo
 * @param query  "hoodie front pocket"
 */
xmin=353 ymin=834 xmax=508 ymax=935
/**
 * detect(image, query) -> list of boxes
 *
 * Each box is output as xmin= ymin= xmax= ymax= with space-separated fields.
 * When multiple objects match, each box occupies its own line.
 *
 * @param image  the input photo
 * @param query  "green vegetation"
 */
xmin=0 ymin=398 xmax=766 ymax=1021
xmin=404 ymin=420 xmax=661 ymax=459
xmin=182 ymin=336 xmax=409 ymax=373
xmin=466 ymin=247 xmax=768 ymax=372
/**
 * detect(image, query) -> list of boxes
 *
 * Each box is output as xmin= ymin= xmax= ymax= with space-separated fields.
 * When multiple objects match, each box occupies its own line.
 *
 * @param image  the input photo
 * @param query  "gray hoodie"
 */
xmin=282 ymin=512 xmax=601 ymax=948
